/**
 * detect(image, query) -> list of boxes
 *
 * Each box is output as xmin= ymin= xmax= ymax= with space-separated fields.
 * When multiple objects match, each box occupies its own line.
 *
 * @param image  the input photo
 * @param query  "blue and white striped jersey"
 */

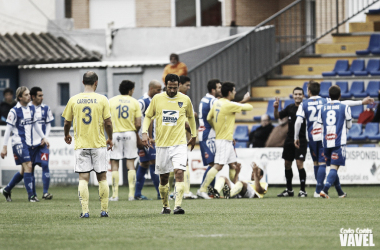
xmin=138 ymin=93 xmax=155 ymax=138
xmin=317 ymin=100 xmax=352 ymax=148
xmin=6 ymin=102 xmax=38 ymax=146
xmin=198 ymin=93 xmax=217 ymax=142
xmin=30 ymin=103 xmax=54 ymax=146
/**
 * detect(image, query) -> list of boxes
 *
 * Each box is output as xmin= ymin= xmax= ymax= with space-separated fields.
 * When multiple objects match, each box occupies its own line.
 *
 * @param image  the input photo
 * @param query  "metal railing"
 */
xmin=184 ymin=0 xmax=380 ymax=111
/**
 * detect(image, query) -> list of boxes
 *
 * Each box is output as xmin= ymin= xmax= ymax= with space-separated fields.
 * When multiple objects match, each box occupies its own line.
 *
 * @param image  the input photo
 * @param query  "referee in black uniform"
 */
xmin=274 ymin=87 xmax=308 ymax=197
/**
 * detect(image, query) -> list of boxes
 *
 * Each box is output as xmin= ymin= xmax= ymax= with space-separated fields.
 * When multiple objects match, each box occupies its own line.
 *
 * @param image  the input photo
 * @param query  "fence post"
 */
xmin=336 ymin=0 xmax=339 ymax=33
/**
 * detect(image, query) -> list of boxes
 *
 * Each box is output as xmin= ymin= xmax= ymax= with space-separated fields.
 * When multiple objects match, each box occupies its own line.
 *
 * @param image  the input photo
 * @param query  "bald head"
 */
xmin=148 ymin=79 xmax=162 ymax=98
xmin=149 ymin=80 xmax=161 ymax=89
xmin=83 ymin=71 xmax=98 ymax=85
xmin=260 ymin=114 xmax=270 ymax=127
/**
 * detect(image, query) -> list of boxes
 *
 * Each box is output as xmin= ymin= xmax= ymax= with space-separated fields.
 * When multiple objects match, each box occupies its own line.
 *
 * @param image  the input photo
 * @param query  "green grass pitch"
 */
xmin=0 ymin=185 xmax=379 ymax=250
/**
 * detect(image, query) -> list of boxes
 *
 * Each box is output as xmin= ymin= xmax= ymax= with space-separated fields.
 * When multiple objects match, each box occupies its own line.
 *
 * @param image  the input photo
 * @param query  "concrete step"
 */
xmin=282 ymin=64 xmax=333 ymax=76
xmin=348 ymin=22 xmax=380 ymax=32
xmin=251 ymin=86 xmax=296 ymax=98
xmin=235 ymin=108 xmax=266 ymax=121
xmin=332 ymin=34 xmax=371 ymax=44
xmin=366 ymin=14 xmax=380 ymax=23
xmin=315 ymin=43 xmax=368 ymax=54
xmin=267 ymin=78 xmax=322 ymax=86
xmin=299 ymin=56 xmax=356 ymax=65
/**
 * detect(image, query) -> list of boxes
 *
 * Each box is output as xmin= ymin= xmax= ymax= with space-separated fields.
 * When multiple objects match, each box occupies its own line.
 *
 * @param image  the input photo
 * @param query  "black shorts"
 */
xmin=282 ymin=138 xmax=307 ymax=162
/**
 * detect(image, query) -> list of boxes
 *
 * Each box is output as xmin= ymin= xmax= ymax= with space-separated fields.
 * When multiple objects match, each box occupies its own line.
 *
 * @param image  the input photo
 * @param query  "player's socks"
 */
xmin=169 ymin=171 xmax=174 ymax=192
xmin=99 ymin=180 xmax=109 ymax=212
xmin=285 ymin=169 xmax=293 ymax=191
xmin=230 ymin=182 xmax=243 ymax=197
xmin=23 ymin=173 xmax=34 ymax=198
xmin=214 ymin=177 xmax=225 ymax=194
xmin=111 ymin=171 xmax=119 ymax=198
xmin=333 ymin=174 xmax=344 ymax=196
xmin=316 ymin=165 xmax=326 ymax=193
xmin=174 ymin=182 xmax=185 ymax=207
xmin=201 ymin=166 xmax=216 ymax=188
xmin=41 ymin=163 xmax=50 ymax=194
xmin=31 ymin=171 xmax=36 ymax=196
xmin=78 ymin=180 xmax=89 ymax=214
xmin=149 ymin=164 xmax=160 ymax=195
xmin=159 ymin=183 xmax=169 ymax=207
xmin=128 ymin=170 xmax=136 ymax=198
xmin=229 ymin=169 xmax=236 ymax=181
xmin=322 ymin=169 xmax=337 ymax=194
xmin=298 ymin=168 xmax=306 ymax=192
xmin=135 ymin=165 xmax=147 ymax=197
xmin=184 ymin=165 xmax=190 ymax=194
xmin=199 ymin=167 xmax=218 ymax=193
xmin=5 ymin=172 xmax=23 ymax=193
xmin=314 ymin=165 xmax=319 ymax=180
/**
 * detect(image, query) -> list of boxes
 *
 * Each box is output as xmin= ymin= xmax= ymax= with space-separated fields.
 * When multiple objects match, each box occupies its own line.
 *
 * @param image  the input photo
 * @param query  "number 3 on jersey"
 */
xmin=82 ymin=106 xmax=92 ymax=124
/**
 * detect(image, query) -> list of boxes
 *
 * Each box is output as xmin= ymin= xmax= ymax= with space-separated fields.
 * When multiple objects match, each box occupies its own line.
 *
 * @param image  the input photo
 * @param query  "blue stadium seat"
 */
xmin=234 ymin=125 xmax=249 ymax=142
xmin=350 ymin=81 xmax=366 ymax=98
xmin=322 ymin=60 xmax=349 ymax=76
xmin=250 ymin=124 xmax=260 ymax=133
xmin=362 ymin=144 xmax=376 ymax=147
xmin=355 ymin=59 xmax=380 ymax=76
xmin=254 ymin=99 xmax=281 ymax=121
xmin=364 ymin=123 xmax=380 ymax=140
xmin=350 ymin=105 xmax=363 ymax=119
xmin=283 ymin=99 xmax=294 ymax=108
xmin=303 ymin=81 xmax=308 ymax=98
xmin=346 ymin=144 xmax=359 ymax=147
xmin=368 ymin=8 xmax=380 ymax=14
xmin=335 ymin=81 xmax=350 ymax=98
xmin=235 ymin=141 xmax=248 ymax=148
xmin=338 ymin=59 xmax=365 ymax=76
xmin=348 ymin=123 xmax=365 ymax=140
xmin=319 ymin=82 xmax=332 ymax=98
xmin=365 ymin=81 xmax=380 ymax=97
xmin=356 ymin=34 xmax=380 ymax=55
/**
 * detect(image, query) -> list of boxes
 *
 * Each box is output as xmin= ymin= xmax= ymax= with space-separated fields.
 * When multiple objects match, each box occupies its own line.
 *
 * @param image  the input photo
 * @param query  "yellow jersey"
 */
xmin=207 ymin=98 xmax=253 ymax=140
xmin=62 ymin=92 xmax=111 ymax=150
xmin=142 ymin=92 xmax=196 ymax=147
xmin=246 ymin=181 xmax=268 ymax=198
xmin=109 ymin=95 xmax=141 ymax=133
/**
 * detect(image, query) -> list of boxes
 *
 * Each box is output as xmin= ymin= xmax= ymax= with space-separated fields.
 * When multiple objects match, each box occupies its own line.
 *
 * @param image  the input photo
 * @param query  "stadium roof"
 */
xmin=18 ymin=60 xmax=168 ymax=69
xmin=0 ymin=32 xmax=102 ymax=65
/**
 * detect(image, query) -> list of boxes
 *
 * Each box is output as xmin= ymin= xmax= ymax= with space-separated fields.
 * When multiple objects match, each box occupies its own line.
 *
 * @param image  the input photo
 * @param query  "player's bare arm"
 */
xmin=232 ymin=162 xmax=241 ymax=184
xmin=239 ymin=92 xmax=250 ymax=103
xmin=63 ymin=120 xmax=72 ymax=145
xmin=252 ymin=162 xmax=265 ymax=194
xmin=104 ymin=117 xmax=113 ymax=151
xmin=273 ymin=97 xmax=280 ymax=119
xmin=148 ymin=119 xmax=155 ymax=146
xmin=1 ymin=145 xmax=7 ymax=159
xmin=185 ymin=121 xmax=191 ymax=133
xmin=362 ymin=96 xmax=374 ymax=105
xmin=187 ymin=137 xmax=196 ymax=151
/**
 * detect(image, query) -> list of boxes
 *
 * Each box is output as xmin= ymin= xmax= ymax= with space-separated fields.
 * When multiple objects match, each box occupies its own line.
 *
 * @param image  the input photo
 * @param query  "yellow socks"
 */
xmin=78 ymin=180 xmax=89 ymax=214
xmin=99 ymin=180 xmax=109 ymax=212
xmin=200 ymin=167 xmax=218 ymax=192
xmin=184 ymin=165 xmax=190 ymax=194
xmin=174 ymin=182 xmax=185 ymax=208
xmin=159 ymin=183 xmax=169 ymax=208
xmin=214 ymin=177 xmax=225 ymax=194
xmin=111 ymin=171 xmax=119 ymax=198
xmin=230 ymin=181 xmax=243 ymax=197
xmin=229 ymin=169 xmax=236 ymax=181
xmin=128 ymin=170 xmax=136 ymax=198
xmin=169 ymin=171 xmax=174 ymax=192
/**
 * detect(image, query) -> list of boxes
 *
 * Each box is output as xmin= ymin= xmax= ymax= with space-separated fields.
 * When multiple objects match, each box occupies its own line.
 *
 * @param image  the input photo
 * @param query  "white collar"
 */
xmin=206 ymin=93 xmax=216 ymax=99
xmin=309 ymin=95 xmax=322 ymax=100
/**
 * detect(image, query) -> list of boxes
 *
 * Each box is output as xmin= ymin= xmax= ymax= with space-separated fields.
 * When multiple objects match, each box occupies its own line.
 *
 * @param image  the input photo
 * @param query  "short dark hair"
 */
xmin=3 ymin=88 xmax=13 ymax=96
xmin=30 ymin=87 xmax=42 ymax=100
xmin=221 ymin=82 xmax=235 ymax=97
xmin=164 ymin=74 xmax=180 ymax=86
xmin=329 ymin=85 xmax=341 ymax=100
xmin=308 ymin=81 xmax=320 ymax=96
xmin=119 ymin=80 xmax=135 ymax=95
xmin=170 ymin=53 xmax=179 ymax=61
xmin=83 ymin=71 xmax=98 ymax=85
xmin=207 ymin=79 xmax=220 ymax=93
xmin=179 ymin=75 xmax=190 ymax=85
xmin=293 ymin=86 xmax=304 ymax=95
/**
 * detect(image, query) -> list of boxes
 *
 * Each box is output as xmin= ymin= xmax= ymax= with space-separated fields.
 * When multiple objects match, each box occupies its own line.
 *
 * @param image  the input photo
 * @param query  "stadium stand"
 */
xmin=365 ymin=81 xmax=380 ymax=97
xmin=322 ymin=60 xmax=349 ymax=76
xmin=336 ymin=81 xmax=350 ymax=98
xmin=337 ymin=59 xmax=365 ymax=76
xmin=235 ymin=141 xmax=248 ymax=148
xmin=362 ymin=144 xmax=377 ymax=147
xmin=368 ymin=8 xmax=380 ymax=14
xmin=319 ymin=81 xmax=332 ymax=98
xmin=347 ymin=144 xmax=359 ymax=147
xmin=351 ymin=105 xmax=364 ymax=119
xmin=254 ymin=99 xmax=281 ymax=121
xmin=302 ymin=81 xmax=308 ymax=98
xmin=350 ymin=81 xmax=366 ymax=98
xmin=356 ymin=34 xmax=380 ymax=55
xmin=233 ymin=125 xmax=249 ymax=142
xmin=354 ymin=59 xmax=380 ymax=76
xmin=348 ymin=123 xmax=364 ymax=140
xmin=363 ymin=122 xmax=380 ymax=140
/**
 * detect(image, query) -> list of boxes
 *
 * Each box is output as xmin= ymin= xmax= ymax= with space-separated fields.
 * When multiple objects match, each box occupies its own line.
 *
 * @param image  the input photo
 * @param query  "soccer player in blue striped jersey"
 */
xmin=1 ymin=86 xmax=49 ymax=202
xmin=294 ymin=81 xmax=374 ymax=197
xmin=198 ymin=79 xmax=221 ymax=193
xmin=317 ymin=85 xmax=352 ymax=198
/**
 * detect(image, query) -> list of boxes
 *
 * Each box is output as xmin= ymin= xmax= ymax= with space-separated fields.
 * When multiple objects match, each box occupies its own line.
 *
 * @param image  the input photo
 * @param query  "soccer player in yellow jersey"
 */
xmin=108 ymin=80 xmax=142 ymax=201
xmin=141 ymin=74 xmax=197 ymax=214
xmin=62 ymin=72 xmax=113 ymax=218
xmin=197 ymin=82 xmax=253 ymax=199
xmin=214 ymin=162 xmax=268 ymax=199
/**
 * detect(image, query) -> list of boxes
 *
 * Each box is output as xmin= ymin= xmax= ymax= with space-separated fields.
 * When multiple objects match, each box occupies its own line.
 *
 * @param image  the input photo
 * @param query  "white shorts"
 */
xmin=110 ymin=131 xmax=138 ymax=160
xmin=155 ymin=144 xmax=187 ymax=175
xmin=214 ymin=140 xmax=237 ymax=165
xmin=243 ymin=184 xmax=256 ymax=199
xmin=75 ymin=147 xmax=107 ymax=173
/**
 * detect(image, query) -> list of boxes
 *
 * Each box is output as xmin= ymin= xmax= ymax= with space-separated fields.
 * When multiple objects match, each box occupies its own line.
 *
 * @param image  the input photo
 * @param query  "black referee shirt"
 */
xmin=279 ymin=103 xmax=306 ymax=140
